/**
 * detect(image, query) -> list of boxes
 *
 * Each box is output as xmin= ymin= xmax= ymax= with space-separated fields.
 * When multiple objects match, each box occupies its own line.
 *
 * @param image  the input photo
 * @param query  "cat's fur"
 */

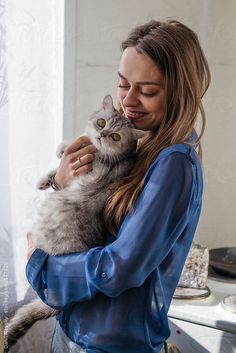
xmin=4 ymin=95 xmax=145 ymax=350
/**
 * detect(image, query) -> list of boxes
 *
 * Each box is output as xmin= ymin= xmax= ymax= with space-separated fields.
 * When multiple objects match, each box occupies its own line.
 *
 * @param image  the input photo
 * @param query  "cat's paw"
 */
xmin=36 ymin=176 xmax=51 ymax=190
xmin=56 ymin=141 xmax=70 ymax=158
xmin=36 ymin=169 xmax=58 ymax=190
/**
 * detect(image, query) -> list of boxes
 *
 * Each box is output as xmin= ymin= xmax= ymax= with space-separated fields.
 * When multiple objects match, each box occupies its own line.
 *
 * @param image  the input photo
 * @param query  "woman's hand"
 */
xmin=55 ymin=136 xmax=96 ymax=189
xmin=27 ymin=232 xmax=36 ymax=260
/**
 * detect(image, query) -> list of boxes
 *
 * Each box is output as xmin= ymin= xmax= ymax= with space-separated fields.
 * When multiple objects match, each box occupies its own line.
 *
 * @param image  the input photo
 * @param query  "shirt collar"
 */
xmin=188 ymin=130 xmax=198 ymax=148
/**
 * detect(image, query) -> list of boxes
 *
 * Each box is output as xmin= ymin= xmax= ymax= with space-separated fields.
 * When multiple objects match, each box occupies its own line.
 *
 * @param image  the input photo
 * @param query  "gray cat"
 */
xmin=4 ymin=95 xmax=145 ymax=350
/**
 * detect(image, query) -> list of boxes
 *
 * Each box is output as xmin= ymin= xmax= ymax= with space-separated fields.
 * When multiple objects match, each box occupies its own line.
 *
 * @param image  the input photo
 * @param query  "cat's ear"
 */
xmin=102 ymin=95 xmax=115 ymax=112
xmin=133 ymin=129 xmax=147 ymax=140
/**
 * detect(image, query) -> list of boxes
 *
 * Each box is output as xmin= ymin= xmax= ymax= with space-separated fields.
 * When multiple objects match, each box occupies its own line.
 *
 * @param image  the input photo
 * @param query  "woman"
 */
xmin=26 ymin=19 xmax=210 ymax=353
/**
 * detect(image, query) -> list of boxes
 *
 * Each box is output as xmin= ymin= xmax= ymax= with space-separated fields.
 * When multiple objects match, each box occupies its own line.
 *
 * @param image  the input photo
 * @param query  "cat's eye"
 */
xmin=111 ymin=133 xmax=121 ymax=141
xmin=97 ymin=118 xmax=106 ymax=128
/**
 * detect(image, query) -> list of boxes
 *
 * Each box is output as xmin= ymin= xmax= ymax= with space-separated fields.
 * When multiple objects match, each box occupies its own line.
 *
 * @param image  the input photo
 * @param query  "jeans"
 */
xmin=50 ymin=320 xmax=172 ymax=353
xmin=50 ymin=320 xmax=86 ymax=353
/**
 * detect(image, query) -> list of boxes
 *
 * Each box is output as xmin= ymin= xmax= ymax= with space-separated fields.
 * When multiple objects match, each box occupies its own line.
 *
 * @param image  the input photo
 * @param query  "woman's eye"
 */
xmin=97 ymin=118 xmax=106 ymax=128
xmin=141 ymin=91 xmax=158 ymax=97
xmin=117 ymin=84 xmax=130 ymax=90
xmin=111 ymin=133 xmax=121 ymax=141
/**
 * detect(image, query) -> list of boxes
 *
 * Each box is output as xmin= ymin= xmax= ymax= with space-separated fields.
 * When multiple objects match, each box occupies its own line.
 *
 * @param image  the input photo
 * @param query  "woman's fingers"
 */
xmin=70 ymin=144 xmax=96 ymax=163
xmin=64 ymin=143 xmax=96 ymax=176
xmin=63 ymin=136 xmax=93 ymax=155
xmin=54 ymin=136 xmax=97 ymax=188
xmin=27 ymin=232 xmax=34 ymax=248
xmin=73 ymin=153 xmax=94 ymax=170
xmin=74 ymin=163 xmax=93 ymax=176
xmin=26 ymin=232 xmax=36 ymax=260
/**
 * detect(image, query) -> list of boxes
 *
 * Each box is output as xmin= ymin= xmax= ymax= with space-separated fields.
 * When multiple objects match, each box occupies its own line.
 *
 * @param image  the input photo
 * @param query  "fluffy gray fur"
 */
xmin=4 ymin=95 xmax=145 ymax=351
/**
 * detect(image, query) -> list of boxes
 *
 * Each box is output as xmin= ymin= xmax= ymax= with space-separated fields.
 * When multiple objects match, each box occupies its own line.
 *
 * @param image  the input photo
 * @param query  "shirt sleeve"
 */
xmin=26 ymin=152 xmax=196 ymax=309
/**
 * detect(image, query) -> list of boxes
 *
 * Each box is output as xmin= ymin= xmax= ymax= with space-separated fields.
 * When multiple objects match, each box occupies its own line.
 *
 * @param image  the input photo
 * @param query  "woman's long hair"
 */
xmin=104 ymin=19 xmax=211 ymax=235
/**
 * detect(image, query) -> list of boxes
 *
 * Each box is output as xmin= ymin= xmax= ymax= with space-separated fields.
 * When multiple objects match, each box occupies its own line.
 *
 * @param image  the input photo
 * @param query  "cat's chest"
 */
xmin=70 ymin=161 xmax=110 ymax=189
xmin=82 ymin=168 xmax=107 ymax=184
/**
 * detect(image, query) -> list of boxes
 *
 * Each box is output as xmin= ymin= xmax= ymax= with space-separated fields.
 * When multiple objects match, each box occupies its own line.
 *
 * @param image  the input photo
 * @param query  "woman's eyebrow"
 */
xmin=118 ymin=71 xmax=162 ymax=86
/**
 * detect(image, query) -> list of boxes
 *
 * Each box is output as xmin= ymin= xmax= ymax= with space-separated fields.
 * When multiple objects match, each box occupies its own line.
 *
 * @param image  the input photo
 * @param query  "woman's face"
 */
xmin=117 ymin=47 xmax=165 ymax=131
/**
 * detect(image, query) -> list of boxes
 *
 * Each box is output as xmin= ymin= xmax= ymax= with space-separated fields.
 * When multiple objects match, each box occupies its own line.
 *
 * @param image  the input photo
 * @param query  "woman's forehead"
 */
xmin=119 ymin=47 xmax=164 ymax=84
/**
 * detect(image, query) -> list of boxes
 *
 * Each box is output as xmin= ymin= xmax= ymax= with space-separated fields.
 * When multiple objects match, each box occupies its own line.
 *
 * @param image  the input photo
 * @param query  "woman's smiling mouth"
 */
xmin=126 ymin=110 xmax=148 ymax=120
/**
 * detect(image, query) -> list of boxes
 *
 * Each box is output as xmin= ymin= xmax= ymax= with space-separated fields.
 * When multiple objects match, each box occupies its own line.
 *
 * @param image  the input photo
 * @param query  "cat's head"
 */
xmin=85 ymin=95 xmax=146 ymax=158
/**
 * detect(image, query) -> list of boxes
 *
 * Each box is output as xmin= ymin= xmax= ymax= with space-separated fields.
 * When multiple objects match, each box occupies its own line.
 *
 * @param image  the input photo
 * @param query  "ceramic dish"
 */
xmin=209 ymin=247 xmax=236 ymax=277
xmin=173 ymin=286 xmax=211 ymax=299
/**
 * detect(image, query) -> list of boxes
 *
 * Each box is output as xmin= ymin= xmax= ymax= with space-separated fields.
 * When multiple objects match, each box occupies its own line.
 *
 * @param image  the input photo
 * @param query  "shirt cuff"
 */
xmin=26 ymin=248 xmax=49 ymax=301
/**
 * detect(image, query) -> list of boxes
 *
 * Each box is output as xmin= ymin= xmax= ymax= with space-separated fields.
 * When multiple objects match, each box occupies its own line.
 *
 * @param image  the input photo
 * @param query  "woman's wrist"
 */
xmin=48 ymin=174 xmax=61 ymax=191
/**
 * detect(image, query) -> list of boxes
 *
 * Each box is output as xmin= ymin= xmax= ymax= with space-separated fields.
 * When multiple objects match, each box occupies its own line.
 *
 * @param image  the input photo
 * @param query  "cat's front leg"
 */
xmin=37 ymin=140 xmax=72 ymax=190
xmin=56 ymin=140 xmax=72 ymax=158
xmin=36 ymin=168 xmax=58 ymax=190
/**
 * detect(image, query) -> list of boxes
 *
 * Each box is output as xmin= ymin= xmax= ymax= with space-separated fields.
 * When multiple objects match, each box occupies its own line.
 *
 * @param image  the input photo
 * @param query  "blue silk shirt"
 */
xmin=26 ymin=135 xmax=203 ymax=353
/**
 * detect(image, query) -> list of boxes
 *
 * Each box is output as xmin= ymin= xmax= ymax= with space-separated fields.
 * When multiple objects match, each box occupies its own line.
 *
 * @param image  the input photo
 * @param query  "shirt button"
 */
xmin=101 ymin=272 xmax=107 ymax=278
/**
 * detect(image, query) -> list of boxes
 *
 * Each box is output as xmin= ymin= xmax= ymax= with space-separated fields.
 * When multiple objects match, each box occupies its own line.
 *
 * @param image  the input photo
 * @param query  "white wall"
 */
xmin=74 ymin=0 xmax=236 ymax=248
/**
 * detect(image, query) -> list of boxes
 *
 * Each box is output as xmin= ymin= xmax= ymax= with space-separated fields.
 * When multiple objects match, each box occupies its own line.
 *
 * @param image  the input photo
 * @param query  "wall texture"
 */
xmin=74 ymin=0 xmax=236 ymax=248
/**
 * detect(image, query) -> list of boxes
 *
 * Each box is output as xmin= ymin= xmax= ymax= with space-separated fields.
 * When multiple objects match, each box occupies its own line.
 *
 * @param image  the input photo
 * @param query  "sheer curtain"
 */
xmin=0 ymin=0 xmax=65 ymax=313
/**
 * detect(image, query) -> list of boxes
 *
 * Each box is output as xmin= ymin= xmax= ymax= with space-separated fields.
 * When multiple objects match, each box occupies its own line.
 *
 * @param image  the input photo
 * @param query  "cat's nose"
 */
xmin=100 ymin=131 xmax=107 ymax=138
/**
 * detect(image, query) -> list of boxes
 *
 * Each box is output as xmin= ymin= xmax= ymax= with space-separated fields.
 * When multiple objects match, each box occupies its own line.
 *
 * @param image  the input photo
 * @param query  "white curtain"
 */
xmin=0 ymin=0 xmax=64 ymax=308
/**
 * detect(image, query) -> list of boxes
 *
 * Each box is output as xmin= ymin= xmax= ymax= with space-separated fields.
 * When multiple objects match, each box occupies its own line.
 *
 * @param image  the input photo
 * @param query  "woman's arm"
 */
xmin=26 ymin=152 xmax=199 ymax=309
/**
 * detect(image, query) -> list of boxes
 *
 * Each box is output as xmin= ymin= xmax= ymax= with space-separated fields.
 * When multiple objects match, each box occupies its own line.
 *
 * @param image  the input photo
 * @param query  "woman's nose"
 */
xmin=122 ymin=87 xmax=139 ymax=107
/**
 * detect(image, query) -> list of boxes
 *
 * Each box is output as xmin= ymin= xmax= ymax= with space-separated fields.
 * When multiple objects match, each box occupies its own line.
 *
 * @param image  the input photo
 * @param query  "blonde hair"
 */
xmin=104 ymin=19 xmax=210 ymax=235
